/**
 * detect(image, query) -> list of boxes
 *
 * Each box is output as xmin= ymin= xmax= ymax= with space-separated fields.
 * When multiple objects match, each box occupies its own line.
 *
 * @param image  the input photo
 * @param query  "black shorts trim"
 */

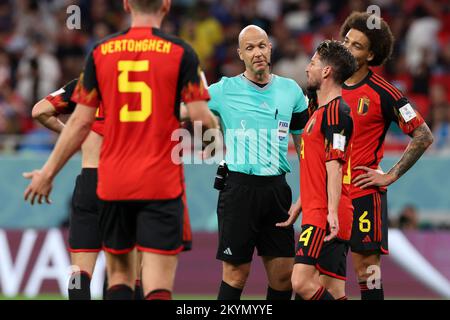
xmin=316 ymin=239 xmax=349 ymax=280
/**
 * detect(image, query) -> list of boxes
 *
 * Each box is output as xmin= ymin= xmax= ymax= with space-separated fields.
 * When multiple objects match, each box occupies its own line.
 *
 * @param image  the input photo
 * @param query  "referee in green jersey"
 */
xmin=208 ymin=25 xmax=309 ymax=300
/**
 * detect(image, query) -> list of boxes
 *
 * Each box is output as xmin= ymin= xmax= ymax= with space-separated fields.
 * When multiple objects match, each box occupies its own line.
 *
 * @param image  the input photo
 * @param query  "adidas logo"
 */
xmin=362 ymin=235 xmax=372 ymax=243
xmin=223 ymin=248 xmax=233 ymax=255
xmin=296 ymin=248 xmax=304 ymax=256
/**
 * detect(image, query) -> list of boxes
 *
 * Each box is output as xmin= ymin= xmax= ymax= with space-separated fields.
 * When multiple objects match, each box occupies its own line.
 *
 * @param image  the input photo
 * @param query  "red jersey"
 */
xmin=300 ymin=97 xmax=354 ymax=241
xmin=45 ymin=79 xmax=104 ymax=136
xmin=72 ymin=27 xmax=210 ymax=201
xmin=342 ymin=70 xmax=424 ymax=199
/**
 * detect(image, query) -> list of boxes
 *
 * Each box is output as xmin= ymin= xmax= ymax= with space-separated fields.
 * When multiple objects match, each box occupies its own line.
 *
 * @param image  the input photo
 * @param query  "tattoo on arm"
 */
xmin=388 ymin=123 xmax=434 ymax=181
xmin=292 ymin=134 xmax=302 ymax=160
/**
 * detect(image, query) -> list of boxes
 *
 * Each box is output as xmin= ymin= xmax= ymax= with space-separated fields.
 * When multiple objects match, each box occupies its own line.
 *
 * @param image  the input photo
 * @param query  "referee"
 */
xmin=209 ymin=25 xmax=308 ymax=300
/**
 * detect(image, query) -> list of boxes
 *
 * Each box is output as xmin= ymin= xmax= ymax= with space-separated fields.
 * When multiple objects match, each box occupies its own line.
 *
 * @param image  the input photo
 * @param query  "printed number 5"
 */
xmin=118 ymin=60 xmax=152 ymax=122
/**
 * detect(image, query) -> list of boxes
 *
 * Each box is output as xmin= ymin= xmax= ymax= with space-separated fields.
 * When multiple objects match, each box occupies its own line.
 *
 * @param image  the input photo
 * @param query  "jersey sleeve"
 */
xmin=207 ymin=80 xmax=223 ymax=116
xmin=321 ymin=101 xmax=353 ymax=162
xmin=379 ymin=83 xmax=424 ymax=135
xmin=71 ymin=50 xmax=101 ymax=109
xmin=289 ymin=86 xmax=308 ymax=134
xmin=45 ymin=79 xmax=78 ymax=114
xmin=179 ymin=44 xmax=210 ymax=104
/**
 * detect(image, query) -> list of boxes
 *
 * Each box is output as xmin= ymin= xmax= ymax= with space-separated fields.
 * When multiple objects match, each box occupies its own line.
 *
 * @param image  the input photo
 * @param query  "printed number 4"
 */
xmin=299 ymin=226 xmax=313 ymax=246
xmin=118 ymin=60 xmax=152 ymax=122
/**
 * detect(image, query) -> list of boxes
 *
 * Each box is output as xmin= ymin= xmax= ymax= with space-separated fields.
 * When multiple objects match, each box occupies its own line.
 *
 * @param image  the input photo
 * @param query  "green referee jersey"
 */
xmin=208 ymin=74 xmax=307 ymax=176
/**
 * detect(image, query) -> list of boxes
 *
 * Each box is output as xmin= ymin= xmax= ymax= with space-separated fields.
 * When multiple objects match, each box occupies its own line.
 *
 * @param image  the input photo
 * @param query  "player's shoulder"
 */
xmin=337 ymin=97 xmax=352 ymax=116
xmin=367 ymin=70 xmax=404 ymax=101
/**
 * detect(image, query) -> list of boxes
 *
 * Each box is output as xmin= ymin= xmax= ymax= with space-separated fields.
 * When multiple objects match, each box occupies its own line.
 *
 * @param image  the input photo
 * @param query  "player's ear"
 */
xmin=322 ymin=65 xmax=331 ymax=79
xmin=161 ymin=0 xmax=171 ymax=15
xmin=367 ymin=51 xmax=375 ymax=63
xmin=123 ymin=0 xmax=131 ymax=13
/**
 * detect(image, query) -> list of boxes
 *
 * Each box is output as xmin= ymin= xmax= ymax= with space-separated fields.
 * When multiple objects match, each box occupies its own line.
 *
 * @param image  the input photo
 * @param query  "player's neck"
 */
xmin=317 ymin=82 xmax=341 ymax=107
xmin=131 ymin=13 xmax=164 ymax=29
xmin=244 ymin=70 xmax=271 ymax=84
xmin=345 ymin=65 xmax=370 ymax=86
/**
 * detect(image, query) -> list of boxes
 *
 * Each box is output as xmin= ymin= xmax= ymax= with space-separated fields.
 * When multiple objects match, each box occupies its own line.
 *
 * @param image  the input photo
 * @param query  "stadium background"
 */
xmin=0 ymin=0 xmax=449 ymax=299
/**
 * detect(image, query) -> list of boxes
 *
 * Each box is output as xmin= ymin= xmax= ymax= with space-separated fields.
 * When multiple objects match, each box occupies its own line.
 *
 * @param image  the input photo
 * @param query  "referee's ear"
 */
xmin=237 ymin=48 xmax=244 ymax=61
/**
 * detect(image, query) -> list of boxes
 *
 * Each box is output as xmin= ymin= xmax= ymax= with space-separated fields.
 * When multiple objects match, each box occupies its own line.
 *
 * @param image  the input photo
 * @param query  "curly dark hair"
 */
xmin=340 ymin=11 xmax=394 ymax=66
xmin=316 ymin=40 xmax=358 ymax=85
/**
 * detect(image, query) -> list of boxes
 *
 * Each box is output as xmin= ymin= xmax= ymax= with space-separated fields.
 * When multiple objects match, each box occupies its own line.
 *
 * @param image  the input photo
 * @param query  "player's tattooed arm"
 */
xmin=387 ymin=123 xmax=434 ymax=182
xmin=354 ymin=123 xmax=433 ymax=188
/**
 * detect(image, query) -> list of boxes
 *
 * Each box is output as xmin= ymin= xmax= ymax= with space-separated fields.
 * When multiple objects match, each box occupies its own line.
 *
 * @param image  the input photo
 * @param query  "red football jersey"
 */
xmin=45 ymin=79 xmax=104 ymax=136
xmin=300 ymin=97 xmax=354 ymax=241
xmin=71 ymin=27 xmax=210 ymax=201
xmin=342 ymin=70 xmax=424 ymax=199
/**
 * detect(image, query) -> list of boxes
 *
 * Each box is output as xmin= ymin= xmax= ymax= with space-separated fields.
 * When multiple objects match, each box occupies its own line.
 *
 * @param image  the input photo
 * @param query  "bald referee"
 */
xmin=209 ymin=25 xmax=309 ymax=300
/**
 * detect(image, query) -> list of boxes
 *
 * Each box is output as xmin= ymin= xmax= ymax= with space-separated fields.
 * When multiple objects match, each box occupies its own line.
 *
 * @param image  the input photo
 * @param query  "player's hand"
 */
xmin=23 ymin=170 xmax=53 ymax=205
xmin=276 ymin=200 xmax=302 ymax=227
xmin=324 ymin=212 xmax=338 ymax=242
xmin=353 ymin=166 xmax=395 ymax=189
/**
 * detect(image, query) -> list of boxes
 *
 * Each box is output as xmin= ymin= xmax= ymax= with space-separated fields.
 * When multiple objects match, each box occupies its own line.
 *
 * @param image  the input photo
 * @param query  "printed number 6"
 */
xmin=359 ymin=211 xmax=371 ymax=232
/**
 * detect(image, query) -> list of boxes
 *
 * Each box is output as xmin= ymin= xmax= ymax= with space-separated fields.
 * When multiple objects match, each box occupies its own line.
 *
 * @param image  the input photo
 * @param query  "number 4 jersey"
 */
xmin=300 ymin=97 xmax=354 ymax=241
xmin=72 ymin=27 xmax=210 ymax=201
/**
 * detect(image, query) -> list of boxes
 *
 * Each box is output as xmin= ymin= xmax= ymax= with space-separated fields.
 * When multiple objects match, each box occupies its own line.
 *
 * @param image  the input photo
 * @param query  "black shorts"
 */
xmin=99 ymin=197 xmax=185 ymax=255
xmin=294 ymin=225 xmax=348 ymax=280
xmin=216 ymin=172 xmax=295 ymax=264
xmin=317 ymin=239 xmax=349 ymax=280
xmin=350 ymin=191 xmax=389 ymax=254
xmin=69 ymin=168 xmax=102 ymax=252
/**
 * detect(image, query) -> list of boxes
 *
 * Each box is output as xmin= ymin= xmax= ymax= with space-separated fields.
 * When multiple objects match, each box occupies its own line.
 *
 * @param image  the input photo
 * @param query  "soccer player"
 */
xmin=208 ymin=25 xmax=308 ymax=300
xmin=31 ymin=79 xmax=105 ymax=300
xmin=23 ymin=0 xmax=219 ymax=300
xmin=291 ymin=40 xmax=357 ymax=300
xmin=340 ymin=12 xmax=433 ymax=299
xmin=32 ymin=80 xmax=148 ymax=300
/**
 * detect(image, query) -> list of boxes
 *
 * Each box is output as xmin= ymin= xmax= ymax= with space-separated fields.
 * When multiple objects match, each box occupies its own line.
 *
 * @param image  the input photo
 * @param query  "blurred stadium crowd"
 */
xmin=0 ymin=0 xmax=449 ymax=153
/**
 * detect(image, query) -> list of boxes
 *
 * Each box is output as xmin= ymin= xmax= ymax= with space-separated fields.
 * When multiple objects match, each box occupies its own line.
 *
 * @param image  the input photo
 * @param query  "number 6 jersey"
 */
xmin=72 ymin=27 xmax=210 ymax=201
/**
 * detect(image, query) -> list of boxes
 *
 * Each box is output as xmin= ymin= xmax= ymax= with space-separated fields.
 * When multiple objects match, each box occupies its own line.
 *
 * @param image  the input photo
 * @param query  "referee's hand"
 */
xmin=324 ymin=212 xmax=338 ymax=242
xmin=276 ymin=200 xmax=302 ymax=227
xmin=23 ymin=170 xmax=53 ymax=205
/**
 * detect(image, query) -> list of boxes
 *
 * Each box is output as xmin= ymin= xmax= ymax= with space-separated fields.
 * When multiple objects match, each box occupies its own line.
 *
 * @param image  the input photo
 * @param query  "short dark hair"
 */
xmin=340 ymin=11 xmax=394 ymax=66
xmin=129 ymin=0 xmax=163 ymax=13
xmin=316 ymin=40 xmax=358 ymax=85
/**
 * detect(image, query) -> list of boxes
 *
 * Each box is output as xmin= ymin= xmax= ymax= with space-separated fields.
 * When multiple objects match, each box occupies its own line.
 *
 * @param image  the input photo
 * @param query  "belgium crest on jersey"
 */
xmin=357 ymin=97 xmax=370 ymax=115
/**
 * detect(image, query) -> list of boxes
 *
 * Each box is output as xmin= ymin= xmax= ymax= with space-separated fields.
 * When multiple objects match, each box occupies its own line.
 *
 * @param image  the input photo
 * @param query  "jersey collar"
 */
xmin=240 ymin=73 xmax=275 ymax=92
xmin=342 ymin=69 xmax=373 ymax=90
